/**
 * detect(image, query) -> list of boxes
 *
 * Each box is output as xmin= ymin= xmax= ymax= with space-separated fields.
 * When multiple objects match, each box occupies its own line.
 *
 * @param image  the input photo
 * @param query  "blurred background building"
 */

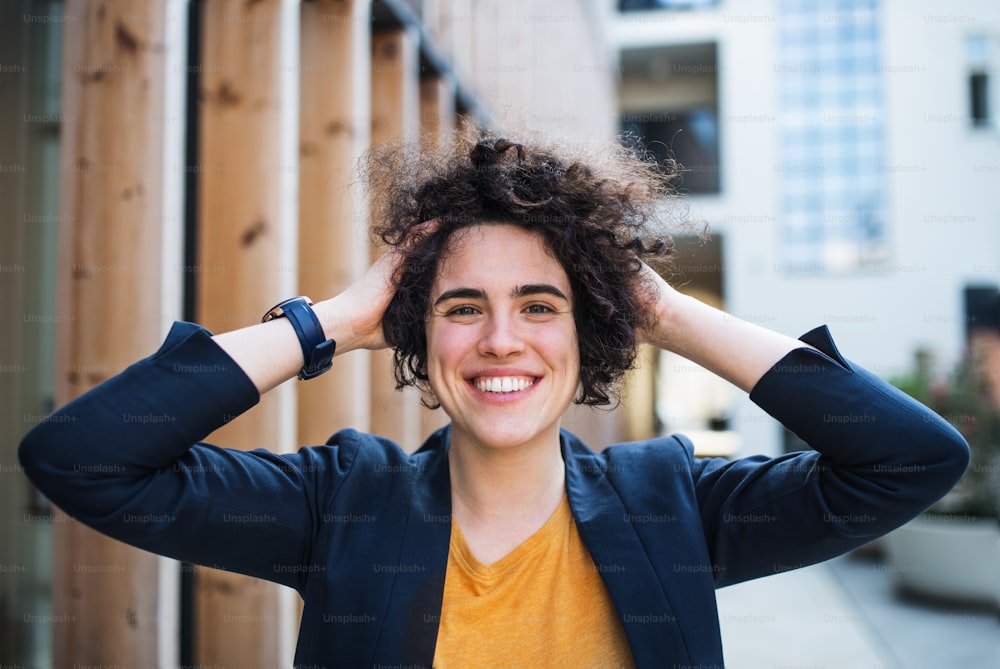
xmin=1 ymin=0 xmax=998 ymax=667
xmin=614 ymin=0 xmax=1000 ymax=459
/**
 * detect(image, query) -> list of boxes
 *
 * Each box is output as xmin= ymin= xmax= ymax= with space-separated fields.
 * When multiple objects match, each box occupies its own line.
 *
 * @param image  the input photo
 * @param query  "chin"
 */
xmin=457 ymin=419 xmax=559 ymax=452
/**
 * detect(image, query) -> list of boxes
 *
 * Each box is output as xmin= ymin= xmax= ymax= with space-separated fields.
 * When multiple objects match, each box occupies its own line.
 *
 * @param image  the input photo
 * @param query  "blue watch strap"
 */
xmin=262 ymin=296 xmax=336 ymax=380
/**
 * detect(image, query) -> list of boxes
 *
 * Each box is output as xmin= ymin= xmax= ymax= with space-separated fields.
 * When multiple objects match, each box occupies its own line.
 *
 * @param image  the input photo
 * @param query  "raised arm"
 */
xmin=631 ymin=263 xmax=969 ymax=586
xmin=17 ymin=240 xmax=416 ymax=591
xmin=212 ymin=243 xmax=402 ymax=393
xmin=635 ymin=263 xmax=808 ymax=392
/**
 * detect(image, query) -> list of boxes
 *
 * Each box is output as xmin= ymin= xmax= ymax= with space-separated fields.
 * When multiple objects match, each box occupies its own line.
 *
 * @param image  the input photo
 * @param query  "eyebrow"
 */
xmin=512 ymin=283 xmax=569 ymax=301
xmin=432 ymin=283 xmax=569 ymax=307
xmin=433 ymin=288 xmax=485 ymax=307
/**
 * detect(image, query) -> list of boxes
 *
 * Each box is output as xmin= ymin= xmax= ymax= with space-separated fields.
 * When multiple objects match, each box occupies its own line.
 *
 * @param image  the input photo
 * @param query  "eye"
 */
xmin=446 ymin=305 xmax=480 ymax=317
xmin=524 ymin=303 xmax=555 ymax=315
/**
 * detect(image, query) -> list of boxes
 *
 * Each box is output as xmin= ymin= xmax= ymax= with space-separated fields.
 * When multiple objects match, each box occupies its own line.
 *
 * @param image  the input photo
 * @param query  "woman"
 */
xmin=20 ymin=134 xmax=968 ymax=668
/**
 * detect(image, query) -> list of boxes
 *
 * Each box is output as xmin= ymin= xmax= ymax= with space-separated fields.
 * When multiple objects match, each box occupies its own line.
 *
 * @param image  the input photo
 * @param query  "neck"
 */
xmin=447 ymin=428 xmax=566 ymax=526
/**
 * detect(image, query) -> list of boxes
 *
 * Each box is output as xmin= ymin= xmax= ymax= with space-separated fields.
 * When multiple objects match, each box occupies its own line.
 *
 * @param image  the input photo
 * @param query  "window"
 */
xmin=970 ymin=73 xmax=989 ymax=126
xmin=621 ymin=108 xmax=720 ymax=193
xmin=966 ymin=35 xmax=998 ymax=128
xmin=619 ymin=43 xmax=720 ymax=195
xmin=776 ymin=0 xmax=887 ymax=272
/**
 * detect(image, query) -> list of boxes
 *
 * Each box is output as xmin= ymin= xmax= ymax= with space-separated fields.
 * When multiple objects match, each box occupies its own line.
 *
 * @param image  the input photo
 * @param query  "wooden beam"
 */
xmin=417 ymin=72 xmax=455 ymax=438
xmin=624 ymin=345 xmax=659 ymax=443
xmin=371 ymin=28 xmax=419 ymax=146
xmin=370 ymin=27 xmax=423 ymax=452
xmin=51 ymin=0 xmax=170 ymax=665
xmin=297 ymin=0 xmax=371 ymax=445
xmin=193 ymin=1 xmax=297 ymax=665
xmin=420 ymin=74 xmax=456 ymax=155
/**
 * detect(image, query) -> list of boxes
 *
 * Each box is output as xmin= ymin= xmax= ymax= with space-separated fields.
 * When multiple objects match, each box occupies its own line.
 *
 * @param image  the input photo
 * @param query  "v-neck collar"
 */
xmin=448 ymin=493 xmax=571 ymax=578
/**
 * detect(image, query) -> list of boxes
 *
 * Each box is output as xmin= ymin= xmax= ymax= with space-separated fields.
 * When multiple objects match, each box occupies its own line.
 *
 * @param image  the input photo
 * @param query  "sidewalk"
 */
xmin=716 ymin=552 xmax=999 ymax=668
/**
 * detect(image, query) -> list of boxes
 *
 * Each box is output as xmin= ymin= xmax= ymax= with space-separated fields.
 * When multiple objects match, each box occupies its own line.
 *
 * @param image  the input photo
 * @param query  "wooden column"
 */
xmin=418 ymin=73 xmax=455 ymax=438
xmin=297 ymin=0 xmax=371 ymax=446
xmin=623 ymin=345 xmax=659 ymax=443
xmin=51 ymin=0 xmax=169 ymax=665
xmin=193 ymin=1 xmax=297 ymax=665
xmin=420 ymin=74 xmax=455 ymax=155
xmin=370 ymin=27 xmax=423 ymax=451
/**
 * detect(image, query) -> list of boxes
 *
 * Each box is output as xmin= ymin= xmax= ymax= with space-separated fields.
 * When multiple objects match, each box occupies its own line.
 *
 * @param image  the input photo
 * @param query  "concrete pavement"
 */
xmin=716 ymin=552 xmax=999 ymax=668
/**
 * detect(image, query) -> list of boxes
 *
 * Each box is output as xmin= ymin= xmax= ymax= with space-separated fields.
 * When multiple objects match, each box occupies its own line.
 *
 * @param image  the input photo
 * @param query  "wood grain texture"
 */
xmin=297 ymin=0 xmax=372 ymax=446
xmin=53 ymin=0 xmax=168 ymax=665
xmin=370 ymin=27 xmax=423 ymax=452
xmin=193 ymin=0 xmax=288 ymax=665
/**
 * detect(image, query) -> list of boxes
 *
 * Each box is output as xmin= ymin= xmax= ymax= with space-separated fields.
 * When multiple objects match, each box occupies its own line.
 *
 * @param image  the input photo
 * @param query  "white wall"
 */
xmin=615 ymin=0 xmax=1000 ymax=456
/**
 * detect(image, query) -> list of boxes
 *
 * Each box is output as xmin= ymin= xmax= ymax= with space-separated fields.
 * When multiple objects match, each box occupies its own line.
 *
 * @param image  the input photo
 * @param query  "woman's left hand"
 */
xmin=630 ymin=261 xmax=807 ymax=393
xmin=631 ymin=261 xmax=679 ymax=350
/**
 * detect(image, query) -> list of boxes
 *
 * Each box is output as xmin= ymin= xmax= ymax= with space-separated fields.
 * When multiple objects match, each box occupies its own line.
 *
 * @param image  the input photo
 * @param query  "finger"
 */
xmin=401 ymin=218 xmax=441 ymax=250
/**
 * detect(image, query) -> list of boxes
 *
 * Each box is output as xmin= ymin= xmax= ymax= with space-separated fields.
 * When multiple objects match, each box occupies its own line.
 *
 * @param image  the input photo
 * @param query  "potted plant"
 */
xmin=883 ymin=339 xmax=1000 ymax=610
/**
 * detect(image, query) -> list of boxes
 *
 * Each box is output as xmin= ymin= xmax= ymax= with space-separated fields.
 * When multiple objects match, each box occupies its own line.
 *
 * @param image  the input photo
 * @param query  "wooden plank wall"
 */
xmin=193 ymin=0 xmax=296 ymax=665
xmin=417 ymin=72 xmax=455 ymax=437
xmin=369 ymin=26 xmax=424 ymax=452
xmin=297 ymin=0 xmax=372 ymax=446
xmin=420 ymin=75 xmax=455 ymax=154
xmin=48 ymin=0 xmax=625 ymax=664
xmin=52 ymin=0 xmax=169 ymax=666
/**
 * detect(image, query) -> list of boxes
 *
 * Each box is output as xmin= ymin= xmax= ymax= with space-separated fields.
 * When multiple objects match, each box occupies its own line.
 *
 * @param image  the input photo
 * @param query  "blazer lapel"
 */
xmin=371 ymin=427 xmax=453 ymax=668
xmin=562 ymin=432 xmax=693 ymax=667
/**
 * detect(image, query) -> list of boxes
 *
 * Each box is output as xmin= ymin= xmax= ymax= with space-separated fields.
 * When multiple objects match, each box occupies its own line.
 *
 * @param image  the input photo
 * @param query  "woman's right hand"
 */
xmin=314 ymin=248 xmax=403 ymax=354
xmin=213 ymin=220 xmax=438 ymax=394
xmin=314 ymin=218 xmax=439 ymax=355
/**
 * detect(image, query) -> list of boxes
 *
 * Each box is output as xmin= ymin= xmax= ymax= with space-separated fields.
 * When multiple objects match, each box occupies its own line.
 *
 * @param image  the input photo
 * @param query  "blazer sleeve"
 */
xmin=17 ymin=321 xmax=355 ymax=594
xmin=691 ymin=325 xmax=970 ymax=587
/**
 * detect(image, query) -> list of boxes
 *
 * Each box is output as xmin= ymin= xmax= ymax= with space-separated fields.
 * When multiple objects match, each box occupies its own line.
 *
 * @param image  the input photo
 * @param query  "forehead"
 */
xmin=433 ymin=224 xmax=570 ymax=293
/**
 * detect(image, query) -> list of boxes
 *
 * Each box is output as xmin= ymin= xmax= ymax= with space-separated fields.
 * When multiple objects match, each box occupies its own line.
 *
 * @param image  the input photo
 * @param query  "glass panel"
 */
xmin=970 ymin=73 xmax=989 ymax=126
xmin=619 ymin=43 xmax=721 ymax=194
xmin=776 ymin=0 xmax=887 ymax=273
xmin=621 ymin=106 xmax=721 ymax=193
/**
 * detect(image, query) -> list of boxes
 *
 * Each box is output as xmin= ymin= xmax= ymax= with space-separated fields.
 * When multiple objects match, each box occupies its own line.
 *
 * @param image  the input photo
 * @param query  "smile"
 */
xmin=473 ymin=376 xmax=536 ymax=393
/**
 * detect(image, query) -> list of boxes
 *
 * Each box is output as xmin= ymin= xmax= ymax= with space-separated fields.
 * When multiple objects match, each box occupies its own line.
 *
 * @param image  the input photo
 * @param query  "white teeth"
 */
xmin=475 ymin=377 xmax=534 ymax=393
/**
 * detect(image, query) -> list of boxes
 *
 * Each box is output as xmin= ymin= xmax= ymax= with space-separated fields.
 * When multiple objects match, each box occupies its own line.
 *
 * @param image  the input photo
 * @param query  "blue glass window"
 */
xmin=777 ymin=0 xmax=888 ymax=272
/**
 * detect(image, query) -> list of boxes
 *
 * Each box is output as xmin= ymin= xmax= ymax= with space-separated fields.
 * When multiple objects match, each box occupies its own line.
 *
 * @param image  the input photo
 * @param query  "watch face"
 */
xmin=262 ymin=296 xmax=312 ymax=323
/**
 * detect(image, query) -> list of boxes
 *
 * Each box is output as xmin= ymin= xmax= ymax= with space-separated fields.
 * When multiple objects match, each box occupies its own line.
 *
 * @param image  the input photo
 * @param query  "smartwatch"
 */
xmin=261 ymin=296 xmax=336 ymax=380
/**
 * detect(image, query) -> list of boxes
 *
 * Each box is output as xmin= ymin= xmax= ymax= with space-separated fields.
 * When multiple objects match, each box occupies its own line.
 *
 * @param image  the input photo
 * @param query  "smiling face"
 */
xmin=426 ymin=223 xmax=580 ymax=454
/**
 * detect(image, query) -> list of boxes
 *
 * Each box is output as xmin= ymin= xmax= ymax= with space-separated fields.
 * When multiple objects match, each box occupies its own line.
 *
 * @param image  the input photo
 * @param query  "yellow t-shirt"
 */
xmin=432 ymin=495 xmax=636 ymax=668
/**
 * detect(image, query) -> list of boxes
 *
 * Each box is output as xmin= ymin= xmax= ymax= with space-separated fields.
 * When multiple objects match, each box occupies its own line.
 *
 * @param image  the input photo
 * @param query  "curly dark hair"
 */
xmin=366 ymin=129 xmax=677 ymax=408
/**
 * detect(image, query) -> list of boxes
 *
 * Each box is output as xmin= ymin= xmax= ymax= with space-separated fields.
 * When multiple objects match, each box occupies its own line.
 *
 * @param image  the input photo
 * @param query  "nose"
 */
xmin=476 ymin=313 xmax=524 ymax=358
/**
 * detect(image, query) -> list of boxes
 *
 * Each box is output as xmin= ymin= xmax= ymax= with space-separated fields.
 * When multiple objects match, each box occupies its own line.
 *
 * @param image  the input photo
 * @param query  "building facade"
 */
xmin=614 ymin=0 xmax=1000 ymax=457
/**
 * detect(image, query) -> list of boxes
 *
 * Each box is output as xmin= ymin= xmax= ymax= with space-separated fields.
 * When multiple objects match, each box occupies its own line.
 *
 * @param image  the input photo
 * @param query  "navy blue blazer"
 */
xmin=19 ymin=322 xmax=968 ymax=668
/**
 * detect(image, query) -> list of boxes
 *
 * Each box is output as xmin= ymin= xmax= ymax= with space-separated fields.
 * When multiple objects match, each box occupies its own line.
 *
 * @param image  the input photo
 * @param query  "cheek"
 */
xmin=538 ymin=325 xmax=581 ymax=373
xmin=425 ymin=323 xmax=467 ymax=379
